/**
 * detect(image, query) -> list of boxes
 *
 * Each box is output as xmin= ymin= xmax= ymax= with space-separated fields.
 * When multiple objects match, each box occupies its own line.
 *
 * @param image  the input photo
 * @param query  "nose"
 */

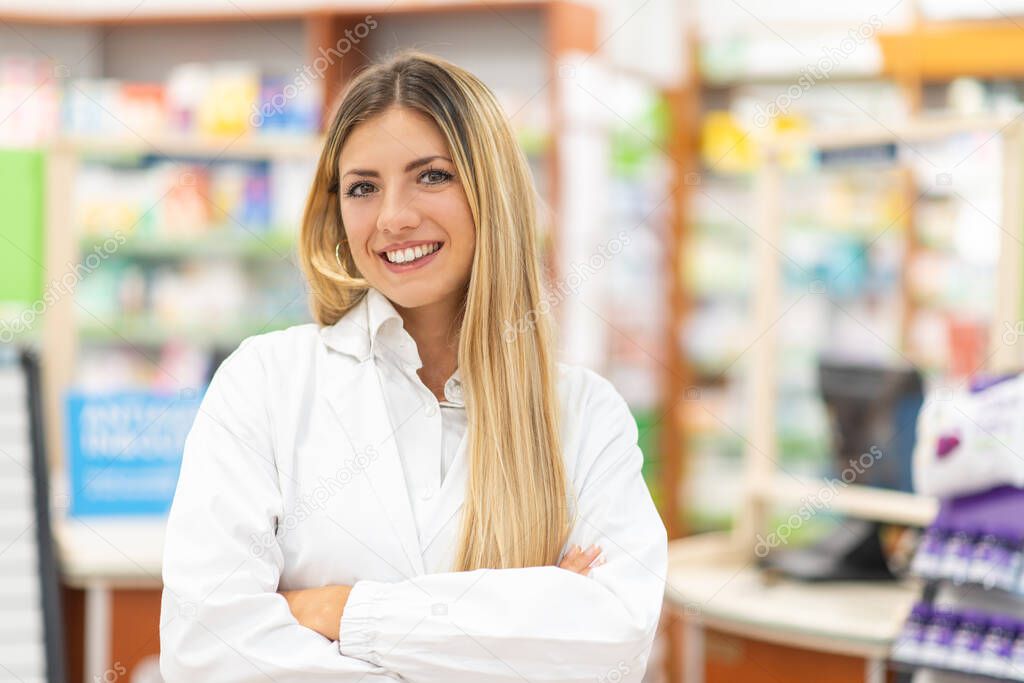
xmin=376 ymin=185 xmax=421 ymax=235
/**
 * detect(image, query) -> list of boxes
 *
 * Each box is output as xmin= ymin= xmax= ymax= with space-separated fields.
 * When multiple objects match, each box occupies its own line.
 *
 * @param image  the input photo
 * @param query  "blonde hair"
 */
xmin=299 ymin=50 xmax=572 ymax=571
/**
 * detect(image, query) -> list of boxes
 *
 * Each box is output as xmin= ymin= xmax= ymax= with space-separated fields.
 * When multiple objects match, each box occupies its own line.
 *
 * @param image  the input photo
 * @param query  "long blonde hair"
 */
xmin=299 ymin=50 xmax=571 ymax=571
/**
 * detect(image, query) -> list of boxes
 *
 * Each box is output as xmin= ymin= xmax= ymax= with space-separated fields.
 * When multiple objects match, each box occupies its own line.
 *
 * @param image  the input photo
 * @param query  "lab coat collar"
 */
xmin=318 ymin=288 xmax=419 ymax=369
xmin=319 ymin=288 xmax=464 ymax=405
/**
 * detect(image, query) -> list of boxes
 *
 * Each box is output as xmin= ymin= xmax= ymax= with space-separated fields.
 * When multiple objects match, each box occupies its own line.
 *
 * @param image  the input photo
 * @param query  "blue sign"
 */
xmin=65 ymin=389 xmax=206 ymax=517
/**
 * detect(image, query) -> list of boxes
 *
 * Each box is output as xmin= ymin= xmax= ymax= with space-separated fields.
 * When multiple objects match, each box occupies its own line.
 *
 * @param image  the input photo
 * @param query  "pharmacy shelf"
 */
xmin=77 ymin=318 xmax=307 ymax=347
xmin=735 ymin=117 xmax=1024 ymax=551
xmin=880 ymin=20 xmax=1024 ymax=80
xmin=0 ymin=0 xmax=557 ymax=24
xmin=766 ymin=114 xmax=1023 ymax=153
xmin=53 ymin=134 xmax=324 ymax=160
xmin=888 ymin=659 xmax=1022 ymax=682
xmin=80 ymin=232 xmax=298 ymax=260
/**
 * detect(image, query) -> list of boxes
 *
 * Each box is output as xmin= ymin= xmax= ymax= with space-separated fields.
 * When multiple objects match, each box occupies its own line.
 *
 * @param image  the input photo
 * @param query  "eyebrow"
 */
xmin=341 ymin=155 xmax=452 ymax=179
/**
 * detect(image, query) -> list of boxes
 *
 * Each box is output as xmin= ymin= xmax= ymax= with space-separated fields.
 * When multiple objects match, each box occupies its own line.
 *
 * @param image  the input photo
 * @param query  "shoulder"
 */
xmin=557 ymin=360 xmax=634 ymax=450
xmin=215 ymin=323 xmax=322 ymax=377
xmin=231 ymin=323 xmax=322 ymax=363
xmin=204 ymin=323 xmax=322 ymax=403
xmin=555 ymin=363 xmax=640 ymax=478
xmin=555 ymin=362 xmax=633 ymax=422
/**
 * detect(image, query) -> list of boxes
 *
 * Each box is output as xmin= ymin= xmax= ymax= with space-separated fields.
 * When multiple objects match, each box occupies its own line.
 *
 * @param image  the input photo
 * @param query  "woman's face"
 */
xmin=338 ymin=105 xmax=476 ymax=310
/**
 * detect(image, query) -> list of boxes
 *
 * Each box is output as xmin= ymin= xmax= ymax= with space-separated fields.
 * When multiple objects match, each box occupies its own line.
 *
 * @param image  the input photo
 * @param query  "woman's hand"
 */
xmin=280 ymin=585 xmax=352 ymax=641
xmin=558 ymin=544 xmax=605 ymax=576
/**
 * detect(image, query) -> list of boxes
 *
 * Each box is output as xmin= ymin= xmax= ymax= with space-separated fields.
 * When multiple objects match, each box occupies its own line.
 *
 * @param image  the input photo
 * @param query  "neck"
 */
xmin=394 ymin=294 xmax=462 ymax=400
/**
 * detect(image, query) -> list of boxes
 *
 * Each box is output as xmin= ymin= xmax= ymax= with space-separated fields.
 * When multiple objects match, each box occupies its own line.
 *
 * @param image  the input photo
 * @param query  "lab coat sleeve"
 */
xmin=160 ymin=336 xmax=400 ymax=683
xmin=337 ymin=369 xmax=668 ymax=683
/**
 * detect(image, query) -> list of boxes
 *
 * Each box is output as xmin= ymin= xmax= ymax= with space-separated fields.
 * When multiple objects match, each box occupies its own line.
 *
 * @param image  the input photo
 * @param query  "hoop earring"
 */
xmin=335 ymin=241 xmax=345 ymax=268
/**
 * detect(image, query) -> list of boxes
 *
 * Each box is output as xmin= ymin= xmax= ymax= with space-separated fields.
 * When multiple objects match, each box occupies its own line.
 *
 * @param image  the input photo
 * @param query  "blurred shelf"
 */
xmin=754 ymin=474 xmax=938 ymax=527
xmin=77 ymin=318 xmax=308 ymax=346
xmin=692 ymin=220 xmax=750 ymax=243
xmin=783 ymin=220 xmax=903 ymax=236
xmin=52 ymin=134 xmax=324 ymax=160
xmin=0 ymin=0 xmax=560 ymax=24
xmin=685 ymin=363 xmax=734 ymax=384
xmin=688 ymin=285 xmax=749 ymax=302
xmin=888 ymin=659 xmax=1020 ymax=682
xmin=80 ymin=231 xmax=298 ymax=260
xmin=686 ymin=432 xmax=745 ymax=454
xmin=766 ymin=114 xmax=1023 ymax=153
xmin=880 ymin=20 xmax=1024 ymax=79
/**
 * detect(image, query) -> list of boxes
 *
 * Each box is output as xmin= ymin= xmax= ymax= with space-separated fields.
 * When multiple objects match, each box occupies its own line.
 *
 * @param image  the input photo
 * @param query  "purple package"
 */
xmin=912 ymin=524 xmax=950 ymax=579
xmin=941 ymin=529 xmax=978 ymax=583
xmin=979 ymin=614 xmax=1017 ymax=678
xmin=948 ymin=610 xmax=990 ymax=673
xmin=969 ymin=372 xmax=1019 ymax=393
xmin=922 ymin=607 xmax=960 ymax=667
xmin=941 ymin=487 xmax=1024 ymax=545
xmin=893 ymin=602 xmax=932 ymax=664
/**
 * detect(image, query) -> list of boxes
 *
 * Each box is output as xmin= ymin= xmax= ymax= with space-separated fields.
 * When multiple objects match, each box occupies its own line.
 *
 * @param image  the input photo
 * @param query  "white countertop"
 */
xmin=55 ymin=517 xmax=165 ymax=588
xmin=665 ymin=532 xmax=921 ymax=659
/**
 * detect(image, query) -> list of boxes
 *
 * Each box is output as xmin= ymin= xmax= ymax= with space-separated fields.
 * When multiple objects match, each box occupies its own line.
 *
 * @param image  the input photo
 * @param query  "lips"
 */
xmin=379 ymin=241 xmax=443 ymax=265
xmin=378 ymin=241 xmax=444 ymax=273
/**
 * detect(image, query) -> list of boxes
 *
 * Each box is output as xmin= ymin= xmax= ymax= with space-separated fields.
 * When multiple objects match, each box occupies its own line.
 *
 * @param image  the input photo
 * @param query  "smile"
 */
xmin=378 ymin=241 xmax=444 ymax=272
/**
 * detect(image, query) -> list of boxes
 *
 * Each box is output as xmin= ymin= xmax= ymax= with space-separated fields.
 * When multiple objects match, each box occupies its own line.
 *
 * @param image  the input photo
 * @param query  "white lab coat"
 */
xmin=159 ymin=292 xmax=668 ymax=683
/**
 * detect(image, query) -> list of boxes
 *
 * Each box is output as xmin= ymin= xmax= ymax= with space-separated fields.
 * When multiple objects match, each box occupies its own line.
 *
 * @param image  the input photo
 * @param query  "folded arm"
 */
xmin=159 ymin=338 xmax=400 ymax=683
xmin=336 ymin=371 xmax=668 ymax=683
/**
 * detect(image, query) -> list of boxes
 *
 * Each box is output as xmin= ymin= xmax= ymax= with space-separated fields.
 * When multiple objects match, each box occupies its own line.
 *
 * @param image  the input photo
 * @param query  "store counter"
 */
xmin=665 ymin=533 xmax=921 ymax=683
xmin=56 ymin=519 xmax=165 ymax=683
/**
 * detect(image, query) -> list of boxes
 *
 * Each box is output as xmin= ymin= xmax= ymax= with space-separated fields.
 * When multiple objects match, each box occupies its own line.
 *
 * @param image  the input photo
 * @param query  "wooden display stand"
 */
xmin=664 ymin=115 xmax=1024 ymax=683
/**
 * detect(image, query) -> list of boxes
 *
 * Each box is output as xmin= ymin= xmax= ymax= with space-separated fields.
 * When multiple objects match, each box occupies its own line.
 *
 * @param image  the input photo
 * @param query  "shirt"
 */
xmin=362 ymin=287 xmax=468 ymax=545
xmin=159 ymin=287 xmax=668 ymax=683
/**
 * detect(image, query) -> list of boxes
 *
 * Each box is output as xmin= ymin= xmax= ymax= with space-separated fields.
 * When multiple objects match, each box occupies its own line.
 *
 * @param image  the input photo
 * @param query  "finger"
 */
xmin=563 ymin=544 xmax=601 ymax=574
xmin=558 ymin=544 xmax=581 ymax=569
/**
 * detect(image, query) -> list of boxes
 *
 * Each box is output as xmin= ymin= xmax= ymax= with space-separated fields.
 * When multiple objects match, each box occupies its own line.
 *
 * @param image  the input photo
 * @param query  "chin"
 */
xmin=378 ymin=284 xmax=452 ymax=310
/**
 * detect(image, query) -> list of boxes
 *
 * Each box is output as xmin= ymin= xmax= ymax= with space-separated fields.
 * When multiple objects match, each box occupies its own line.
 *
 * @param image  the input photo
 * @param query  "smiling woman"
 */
xmin=300 ymin=51 xmax=567 ymax=575
xmin=159 ymin=49 xmax=667 ymax=683
xmin=336 ymin=107 xmax=476 ymax=305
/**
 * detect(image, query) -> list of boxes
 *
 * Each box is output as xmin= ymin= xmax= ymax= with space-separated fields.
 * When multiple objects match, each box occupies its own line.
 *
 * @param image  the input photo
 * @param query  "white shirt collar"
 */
xmin=319 ymin=288 xmax=463 ymax=404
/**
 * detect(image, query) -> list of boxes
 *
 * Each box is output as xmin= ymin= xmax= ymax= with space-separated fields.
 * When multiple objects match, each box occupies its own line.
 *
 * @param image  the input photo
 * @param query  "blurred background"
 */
xmin=5 ymin=1 xmax=1024 ymax=682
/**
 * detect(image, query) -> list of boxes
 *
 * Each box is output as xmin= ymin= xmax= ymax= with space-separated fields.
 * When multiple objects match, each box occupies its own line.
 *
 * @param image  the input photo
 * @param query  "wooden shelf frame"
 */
xmin=879 ymin=20 xmax=1024 ymax=81
xmin=736 ymin=116 xmax=1024 ymax=551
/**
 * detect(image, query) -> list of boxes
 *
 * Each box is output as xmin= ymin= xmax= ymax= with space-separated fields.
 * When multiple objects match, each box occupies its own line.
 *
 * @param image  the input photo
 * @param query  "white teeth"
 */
xmin=384 ymin=242 xmax=440 ymax=264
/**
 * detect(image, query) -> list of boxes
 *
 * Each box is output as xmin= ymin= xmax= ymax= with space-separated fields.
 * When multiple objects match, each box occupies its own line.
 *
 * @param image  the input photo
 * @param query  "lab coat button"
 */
xmin=420 ymin=488 xmax=434 ymax=500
